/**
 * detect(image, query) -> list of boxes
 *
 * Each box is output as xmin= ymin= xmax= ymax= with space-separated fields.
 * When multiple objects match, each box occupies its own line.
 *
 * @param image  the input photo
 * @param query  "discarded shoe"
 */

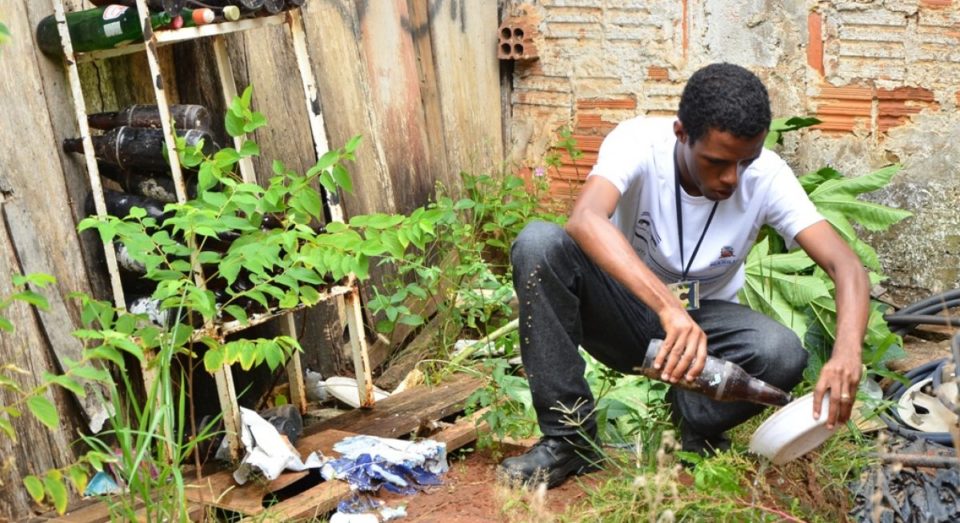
xmin=498 ymin=434 xmax=602 ymax=489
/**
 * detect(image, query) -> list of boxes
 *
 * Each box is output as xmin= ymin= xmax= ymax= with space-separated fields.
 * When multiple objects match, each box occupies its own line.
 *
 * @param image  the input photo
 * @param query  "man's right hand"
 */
xmin=654 ymin=305 xmax=708 ymax=382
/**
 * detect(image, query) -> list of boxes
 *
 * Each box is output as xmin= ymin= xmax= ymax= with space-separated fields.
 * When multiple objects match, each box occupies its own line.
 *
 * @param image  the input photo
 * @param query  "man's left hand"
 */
xmin=812 ymin=348 xmax=862 ymax=429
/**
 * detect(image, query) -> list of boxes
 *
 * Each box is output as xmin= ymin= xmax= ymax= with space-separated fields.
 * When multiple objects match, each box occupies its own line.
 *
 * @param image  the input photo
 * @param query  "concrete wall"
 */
xmin=501 ymin=0 xmax=960 ymax=299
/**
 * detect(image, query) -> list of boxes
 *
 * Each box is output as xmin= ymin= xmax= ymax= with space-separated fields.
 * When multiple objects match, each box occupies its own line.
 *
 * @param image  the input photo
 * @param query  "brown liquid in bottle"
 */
xmin=634 ymin=339 xmax=793 ymax=407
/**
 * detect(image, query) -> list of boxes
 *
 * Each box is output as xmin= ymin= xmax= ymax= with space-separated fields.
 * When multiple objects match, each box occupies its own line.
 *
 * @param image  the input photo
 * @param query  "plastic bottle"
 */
xmin=636 ymin=339 xmax=793 ymax=407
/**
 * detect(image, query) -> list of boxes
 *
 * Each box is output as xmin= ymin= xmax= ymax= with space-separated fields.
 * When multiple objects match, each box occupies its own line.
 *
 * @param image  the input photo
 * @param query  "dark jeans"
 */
xmin=512 ymin=221 xmax=808 ymax=439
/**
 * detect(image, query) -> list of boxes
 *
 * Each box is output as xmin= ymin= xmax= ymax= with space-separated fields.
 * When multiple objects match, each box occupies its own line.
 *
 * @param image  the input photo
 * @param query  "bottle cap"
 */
xmin=193 ymin=8 xmax=215 ymax=25
xmin=222 ymin=6 xmax=241 ymax=22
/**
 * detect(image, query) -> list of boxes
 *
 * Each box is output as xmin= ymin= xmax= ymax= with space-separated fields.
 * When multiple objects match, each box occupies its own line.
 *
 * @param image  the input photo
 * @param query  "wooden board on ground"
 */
xmin=40 ymin=373 xmax=485 ymax=522
xmin=305 ymin=373 xmax=483 ymax=438
xmin=185 ymin=429 xmax=356 ymax=517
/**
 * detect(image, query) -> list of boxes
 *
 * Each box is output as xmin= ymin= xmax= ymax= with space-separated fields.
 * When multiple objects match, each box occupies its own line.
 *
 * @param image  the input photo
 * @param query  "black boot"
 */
xmin=498 ymin=433 xmax=602 ymax=488
xmin=668 ymin=388 xmax=730 ymax=458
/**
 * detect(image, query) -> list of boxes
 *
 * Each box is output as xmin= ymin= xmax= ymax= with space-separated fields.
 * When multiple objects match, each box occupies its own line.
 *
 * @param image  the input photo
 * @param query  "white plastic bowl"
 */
xmin=749 ymin=392 xmax=838 ymax=465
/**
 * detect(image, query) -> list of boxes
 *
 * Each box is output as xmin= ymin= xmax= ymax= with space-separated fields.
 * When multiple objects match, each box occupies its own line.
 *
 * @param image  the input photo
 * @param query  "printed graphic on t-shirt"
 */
xmin=632 ymin=211 xmax=660 ymax=259
xmin=709 ymin=245 xmax=739 ymax=268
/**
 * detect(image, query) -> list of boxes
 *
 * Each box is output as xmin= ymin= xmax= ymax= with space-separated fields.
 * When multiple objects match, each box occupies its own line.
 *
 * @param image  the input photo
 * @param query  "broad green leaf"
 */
xmin=67 ymin=466 xmax=88 ymax=499
xmin=24 ymin=475 xmax=44 ymax=504
xmin=10 ymin=290 xmax=49 ymax=311
xmin=812 ymin=198 xmax=911 ymax=231
xmin=22 ymin=273 xmax=56 ymax=287
xmin=204 ymin=348 xmax=224 ymax=372
xmin=818 ymin=209 xmax=882 ymax=269
xmin=27 ymin=396 xmax=59 ymax=430
xmin=70 ymin=365 xmax=111 ymax=383
xmin=345 ymin=134 xmax=363 ymax=153
xmin=225 ymin=111 xmax=244 ymax=137
xmin=333 ymin=165 xmax=352 ymax=193
xmin=0 ymin=416 xmax=15 ymax=440
xmin=0 ymin=317 xmax=12 ymax=332
xmin=43 ymin=473 xmax=68 ymax=514
xmin=239 ymin=140 xmax=260 ymax=157
xmin=223 ymin=305 xmax=248 ymax=325
xmin=263 ymin=342 xmax=283 ymax=370
xmin=43 ymin=373 xmax=85 ymax=398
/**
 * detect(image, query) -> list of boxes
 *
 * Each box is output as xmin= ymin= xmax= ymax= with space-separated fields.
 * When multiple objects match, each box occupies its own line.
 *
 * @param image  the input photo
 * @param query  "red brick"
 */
xmin=576 ymin=96 xmax=638 ymax=111
xmin=920 ymin=0 xmax=952 ymax=8
xmin=647 ymin=66 xmax=671 ymax=81
xmin=808 ymin=12 xmax=825 ymax=76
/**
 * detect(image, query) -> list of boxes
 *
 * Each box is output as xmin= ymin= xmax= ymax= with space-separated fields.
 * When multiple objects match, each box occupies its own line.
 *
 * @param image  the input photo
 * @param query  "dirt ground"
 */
xmin=357 ymin=441 xmax=845 ymax=522
xmin=375 ymin=443 xmax=604 ymax=522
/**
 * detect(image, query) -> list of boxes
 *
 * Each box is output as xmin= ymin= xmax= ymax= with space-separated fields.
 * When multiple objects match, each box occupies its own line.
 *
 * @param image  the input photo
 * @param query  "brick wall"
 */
xmin=502 ymin=0 xmax=960 ymax=296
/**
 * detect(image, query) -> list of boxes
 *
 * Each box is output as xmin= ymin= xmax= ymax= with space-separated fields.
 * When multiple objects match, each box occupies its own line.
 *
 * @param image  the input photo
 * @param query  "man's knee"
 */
xmin=511 ymin=221 xmax=570 ymax=268
xmin=761 ymin=326 xmax=808 ymax=387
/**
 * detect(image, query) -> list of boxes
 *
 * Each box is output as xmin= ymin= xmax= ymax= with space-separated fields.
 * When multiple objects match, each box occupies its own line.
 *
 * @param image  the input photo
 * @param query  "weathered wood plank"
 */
xmin=0 ymin=211 xmax=79 ymax=520
xmin=24 ymin=0 xmax=113 ymax=303
xmin=357 ymin=1 xmax=435 ymax=213
xmin=407 ymin=0 xmax=455 ymax=193
xmin=427 ymin=0 xmax=504 ymax=175
xmin=7 ymin=0 xmax=111 ymax=430
xmin=304 ymin=373 xmax=482 ymax=439
xmin=302 ymin=0 xmax=394 ymax=217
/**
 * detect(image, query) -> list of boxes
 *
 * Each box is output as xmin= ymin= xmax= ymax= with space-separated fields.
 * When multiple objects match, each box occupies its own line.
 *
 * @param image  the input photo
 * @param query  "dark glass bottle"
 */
xmin=36 ymin=5 xmax=175 ymax=56
xmin=88 ymin=104 xmax=211 ymax=132
xmin=97 ymin=163 xmax=197 ymax=204
xmin=63 ymin=127 xmax=218 ymax=172
xmin=636 ymin=339 xmax=793 ymax=407
xmin=261 ymin=0 xmax=286 ymax=14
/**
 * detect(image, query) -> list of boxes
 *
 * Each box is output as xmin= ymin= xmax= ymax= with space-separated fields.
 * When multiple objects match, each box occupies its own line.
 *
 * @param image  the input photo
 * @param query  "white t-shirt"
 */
xmin=587 ymin=117 xmax=824 ymax=302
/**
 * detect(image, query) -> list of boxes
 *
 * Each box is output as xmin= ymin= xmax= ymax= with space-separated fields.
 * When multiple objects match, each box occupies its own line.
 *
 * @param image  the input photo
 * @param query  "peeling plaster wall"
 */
xmin=503 ymin=0 xmax=960 ymax=299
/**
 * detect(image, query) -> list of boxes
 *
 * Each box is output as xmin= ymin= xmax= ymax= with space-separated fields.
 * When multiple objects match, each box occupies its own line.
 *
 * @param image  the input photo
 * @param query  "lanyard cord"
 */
xmin=674 ymin=141 xmax=718 ymax=280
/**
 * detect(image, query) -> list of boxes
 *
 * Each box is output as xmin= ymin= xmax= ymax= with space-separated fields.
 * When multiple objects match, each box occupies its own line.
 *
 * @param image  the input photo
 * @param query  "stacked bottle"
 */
xmin=36 ymin=4 xmax=218 ymax=56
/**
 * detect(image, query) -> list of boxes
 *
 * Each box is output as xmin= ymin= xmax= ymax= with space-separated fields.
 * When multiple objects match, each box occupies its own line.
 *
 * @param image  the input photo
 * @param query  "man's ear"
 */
xmin=673 ymin=120 xmax=688 ymax=144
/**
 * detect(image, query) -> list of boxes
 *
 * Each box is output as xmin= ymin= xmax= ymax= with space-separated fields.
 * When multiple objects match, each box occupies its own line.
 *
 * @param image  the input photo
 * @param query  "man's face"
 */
xmin=673 ymin=123 xmax=767 ymax=201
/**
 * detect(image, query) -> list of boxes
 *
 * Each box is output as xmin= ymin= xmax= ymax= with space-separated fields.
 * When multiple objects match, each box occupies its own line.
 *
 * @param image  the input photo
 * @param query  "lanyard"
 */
xmin=674 ymin=142 xmax=718 ymax=280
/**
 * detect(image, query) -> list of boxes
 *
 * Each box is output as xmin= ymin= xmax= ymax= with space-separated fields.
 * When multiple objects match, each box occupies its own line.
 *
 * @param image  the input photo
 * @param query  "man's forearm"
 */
xmin=564 ymin=209 xmax=680 ymax=315
xmin=832 ymin=262 xmax=869 ymax=356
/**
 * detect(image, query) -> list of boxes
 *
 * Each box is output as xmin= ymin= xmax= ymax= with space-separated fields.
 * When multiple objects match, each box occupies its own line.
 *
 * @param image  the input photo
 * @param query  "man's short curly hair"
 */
xmin=677 ymin=63 xmax=771 ymax=144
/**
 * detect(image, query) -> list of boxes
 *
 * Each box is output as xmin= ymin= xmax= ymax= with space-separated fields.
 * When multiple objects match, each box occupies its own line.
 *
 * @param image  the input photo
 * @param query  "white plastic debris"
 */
xmin=323 ymin=376 xmax=391 ymax=408
xmin=305 ymin=368 xmax=329 ymax=402
xmin=215 ymin=407 xmax=323 ymax=485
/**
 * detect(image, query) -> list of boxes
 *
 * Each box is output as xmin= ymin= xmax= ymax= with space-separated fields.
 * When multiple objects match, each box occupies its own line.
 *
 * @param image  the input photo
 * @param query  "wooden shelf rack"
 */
xmin=52 ymin=0 xmax=375 ymax=461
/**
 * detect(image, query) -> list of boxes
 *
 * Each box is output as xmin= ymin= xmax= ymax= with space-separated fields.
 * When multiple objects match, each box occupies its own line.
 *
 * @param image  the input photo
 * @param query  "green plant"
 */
xmin=16 ymin=86 xmax=366 ymax=518
xmin=743 ymin=118 xmax=912 ymax=382
xmin=0 ymin=22 xmax=9 ymax=46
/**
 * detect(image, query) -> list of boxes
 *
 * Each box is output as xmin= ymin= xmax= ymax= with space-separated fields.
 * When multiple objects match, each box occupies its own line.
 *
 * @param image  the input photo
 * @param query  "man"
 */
xmin=499 ymin=63 xmax=868 ymax=488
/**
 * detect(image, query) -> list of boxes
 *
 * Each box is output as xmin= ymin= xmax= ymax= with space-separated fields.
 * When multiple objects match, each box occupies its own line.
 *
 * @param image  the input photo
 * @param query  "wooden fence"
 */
xmin=0 ymin=0 xmax=502 ymax=518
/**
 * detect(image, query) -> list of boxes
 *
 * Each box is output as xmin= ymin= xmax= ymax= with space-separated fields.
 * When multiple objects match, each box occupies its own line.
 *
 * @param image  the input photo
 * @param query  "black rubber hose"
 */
xmin=886 ymin=297 xmax=960 ymax=335
xmin=893 ymin=289 xmax=960 ymax=316
xmin=885 ymin=315 xmax=960 ymax=326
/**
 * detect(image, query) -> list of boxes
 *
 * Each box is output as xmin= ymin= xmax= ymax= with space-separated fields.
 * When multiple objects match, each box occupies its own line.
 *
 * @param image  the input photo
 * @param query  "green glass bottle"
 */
xmin=36 ymin=5 xmax=173 ymax=56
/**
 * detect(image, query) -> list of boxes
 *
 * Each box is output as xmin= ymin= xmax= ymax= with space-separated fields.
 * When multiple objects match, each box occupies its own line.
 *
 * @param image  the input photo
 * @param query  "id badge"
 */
xmin=667 ymin=280 xmax=700 ymax=310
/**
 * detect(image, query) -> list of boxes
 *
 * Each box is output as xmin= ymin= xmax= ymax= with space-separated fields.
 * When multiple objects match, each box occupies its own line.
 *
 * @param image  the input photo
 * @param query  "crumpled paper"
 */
xmin=320 ymin=435 xmax=448 ymax=494
xmin=216 ymin=407 xmax=323 ymax=485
